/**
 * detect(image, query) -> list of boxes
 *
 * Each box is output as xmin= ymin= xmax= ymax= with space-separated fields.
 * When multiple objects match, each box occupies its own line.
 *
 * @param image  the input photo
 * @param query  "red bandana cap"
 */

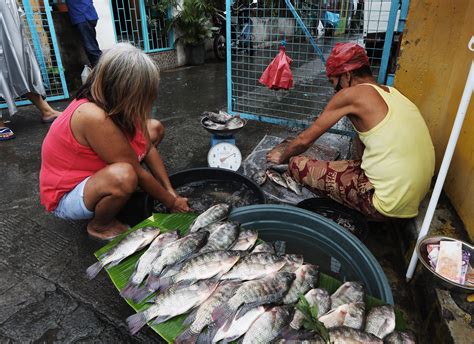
xmin=325 ymin=43 xmax=370 ymax=77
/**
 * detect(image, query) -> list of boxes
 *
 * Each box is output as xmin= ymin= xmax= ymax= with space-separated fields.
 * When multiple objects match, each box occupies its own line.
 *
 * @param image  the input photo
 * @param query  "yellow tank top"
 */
xmin=355 ymin=84 xmax=435 ymax=218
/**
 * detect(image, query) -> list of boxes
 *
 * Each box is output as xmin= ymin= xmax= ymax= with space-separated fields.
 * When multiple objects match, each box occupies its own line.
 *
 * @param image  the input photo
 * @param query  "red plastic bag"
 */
xmin=259 ymin=45 xmax=293 ymax=90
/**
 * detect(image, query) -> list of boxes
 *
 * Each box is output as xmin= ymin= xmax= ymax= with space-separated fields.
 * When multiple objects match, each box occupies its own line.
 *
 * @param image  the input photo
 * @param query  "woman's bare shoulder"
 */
xmin=74 ymin=102 xmax=108 ymax=123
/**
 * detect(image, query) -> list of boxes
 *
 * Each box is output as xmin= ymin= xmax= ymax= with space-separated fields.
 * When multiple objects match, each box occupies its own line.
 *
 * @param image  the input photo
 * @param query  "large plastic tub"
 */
xmin=229 ymin=204 xmax=393 ymax=304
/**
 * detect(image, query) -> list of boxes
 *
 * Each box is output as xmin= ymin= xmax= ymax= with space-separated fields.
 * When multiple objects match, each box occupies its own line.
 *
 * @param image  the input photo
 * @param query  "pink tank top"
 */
xmin=40 ymin=98 xmax=147 ymax=211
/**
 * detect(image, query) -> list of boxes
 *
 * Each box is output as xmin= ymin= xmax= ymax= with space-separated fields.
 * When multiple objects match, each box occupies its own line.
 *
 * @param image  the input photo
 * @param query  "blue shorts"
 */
xmin=53 ymin=177 xmax=95 ymax=220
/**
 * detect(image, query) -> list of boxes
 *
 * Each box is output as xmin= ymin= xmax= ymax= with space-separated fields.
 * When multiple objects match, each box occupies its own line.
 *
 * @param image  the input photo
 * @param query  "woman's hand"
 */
xmin=169 ymin=196 xmax=190 ymax=213
xmin=266 ymin=149 xmax=284 ymax=164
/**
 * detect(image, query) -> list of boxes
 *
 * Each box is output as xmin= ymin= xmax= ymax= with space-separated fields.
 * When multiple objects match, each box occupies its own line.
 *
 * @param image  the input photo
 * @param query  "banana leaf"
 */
xmin=94 ymin=213 xmax=406 ymax=343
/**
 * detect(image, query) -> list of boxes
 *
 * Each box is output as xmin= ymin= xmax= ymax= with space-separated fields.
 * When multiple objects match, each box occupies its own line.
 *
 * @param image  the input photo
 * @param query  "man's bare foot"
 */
xmin=87 ymin=219 xmax=130 ymax=240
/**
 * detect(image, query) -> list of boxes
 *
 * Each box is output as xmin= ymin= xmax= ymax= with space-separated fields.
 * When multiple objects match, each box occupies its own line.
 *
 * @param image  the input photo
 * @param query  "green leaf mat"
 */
xmin=94 ymin=213 xmax=406 ymax=343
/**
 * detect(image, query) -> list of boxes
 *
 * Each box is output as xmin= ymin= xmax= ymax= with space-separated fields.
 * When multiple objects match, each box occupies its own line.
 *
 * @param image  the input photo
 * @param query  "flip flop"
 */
xmin=41 ymin=115 xmax=59 ymax=124
xmin=0 ymin=127 xmax=15 ymax=141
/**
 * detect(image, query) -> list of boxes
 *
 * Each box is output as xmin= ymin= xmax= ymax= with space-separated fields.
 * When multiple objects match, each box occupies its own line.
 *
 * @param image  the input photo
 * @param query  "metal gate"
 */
xmin=226 ymin=0 xmax=407 ymax=133
xmin=110 ymin=0 xmax=173 ymax=53
xmin=0 ymin=0 xmax=69 ymax=111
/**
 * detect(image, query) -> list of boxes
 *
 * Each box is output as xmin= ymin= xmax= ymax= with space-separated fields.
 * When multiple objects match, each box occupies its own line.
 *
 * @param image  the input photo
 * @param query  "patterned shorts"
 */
xmin=289 ymin=156 xmax=386 ymax=221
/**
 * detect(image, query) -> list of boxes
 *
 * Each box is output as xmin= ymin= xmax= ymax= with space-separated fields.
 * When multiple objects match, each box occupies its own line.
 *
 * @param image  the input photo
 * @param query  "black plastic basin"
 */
xmin=229 ymin=204 xmax=393 ymax=304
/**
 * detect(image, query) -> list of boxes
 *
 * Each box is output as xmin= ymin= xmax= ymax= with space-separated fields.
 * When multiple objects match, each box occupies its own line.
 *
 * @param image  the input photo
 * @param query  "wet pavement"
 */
xmin=0 ymin=60 xmax=425 ymax=342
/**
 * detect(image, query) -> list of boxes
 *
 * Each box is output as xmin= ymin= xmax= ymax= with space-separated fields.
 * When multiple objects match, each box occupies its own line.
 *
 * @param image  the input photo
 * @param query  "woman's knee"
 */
xmin=106 ymin=162 xmax=138 ymax=195
xmin=148 ymin=119 xmax=165 ymax=146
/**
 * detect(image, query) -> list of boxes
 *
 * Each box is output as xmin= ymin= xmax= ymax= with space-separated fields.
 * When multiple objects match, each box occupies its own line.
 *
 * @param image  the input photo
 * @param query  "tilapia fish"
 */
xmin=221 ymin=252 xmax=287 ymax=281
xmin=225 ymin=117 xmax=245 ymax=130
xmin=281 ymin=254 xmax=304 ymax=272
xmin=384 ymin=330 xmax=416 ymax=344
xmin=203 ymin=119 xmax=226 ymax=130
xmin=189 ymin=203 xmax=231 ymax=232
xmin=242 ymin=306 xmax=293 ymax=344
xmin=283 ymin=264 xmax=319 ymax=304
xmin=266 ymin=170 xmax=288 ymax=189
xmin=251 ymin=170 xmax=267 ymax=186
xmin=319 ymin=302 xmax=365 ymax=330
xmin=86 ymin=226 xmax=161 ymax=279
xmin=126 ymin=279 xmax=218 ymax=335
xmin=156 ymin=250 xmax=242 ymax=290
xmin=199 ymin=221 xmax=240 ymax=253
xmin=144 ymin=231 xmax=209 ymax=294
xmin=212 ymin=306 xmax=266 ymax=343
xmin=290 ymin=288 xmax=331 ymax=330
xmin=251 ymin=242 xmax=275 ymax=254
xmin=330 ymin=281 xmax=365 ymax=309
xmin=121 ymin=231 xmax=179 ymax=300
xmin=329 ymin=326 xmax=383 ymax=344
xmin=229 ymin=229 xmax=258 ymax=251
xmin=268 ymin=164 xmax=289 ymax=173
xmin=175 ymin=282 xmax=239 ymax=344
xmin=203 ymin=111 xmax=232 ymax=124
xmin=283 ymin=171 xmax=302 ymax=195
xmin=211 ymin=272 xmax=295 ymax=327
xmin=364 ymin=305 xmax=396 ymax=339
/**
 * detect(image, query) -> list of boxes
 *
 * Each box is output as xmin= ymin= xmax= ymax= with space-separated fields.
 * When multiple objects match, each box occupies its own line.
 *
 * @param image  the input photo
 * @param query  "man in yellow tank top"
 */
xmin=267 ymin=43 xmax=435 ymax=220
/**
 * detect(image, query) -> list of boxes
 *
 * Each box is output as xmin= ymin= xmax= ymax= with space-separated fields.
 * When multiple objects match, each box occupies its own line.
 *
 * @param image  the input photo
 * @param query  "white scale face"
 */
xmin=207 ymin=142 xmax=242 ymax=171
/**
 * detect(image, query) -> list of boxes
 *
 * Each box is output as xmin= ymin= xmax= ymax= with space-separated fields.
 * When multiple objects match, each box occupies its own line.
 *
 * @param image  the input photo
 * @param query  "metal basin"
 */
xmin=229 ymin=204 xmax=394 ymax=304
xmin=201 ymin=116 xmax=247 ymax=136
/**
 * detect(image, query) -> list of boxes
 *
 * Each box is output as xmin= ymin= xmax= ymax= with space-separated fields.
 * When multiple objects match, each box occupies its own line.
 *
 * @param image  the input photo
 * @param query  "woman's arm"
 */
xmin=144 ymin=146 xmax=177 ymax=196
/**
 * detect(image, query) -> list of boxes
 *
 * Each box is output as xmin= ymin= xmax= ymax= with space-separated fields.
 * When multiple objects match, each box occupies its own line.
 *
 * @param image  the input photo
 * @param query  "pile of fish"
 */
xmin=252 ymin=164 xmax=303 ymax=196
xmin=202 ymin=111 xmax=245 ymax=131
xmin=86 ymin=203 xmax=415 ymax=343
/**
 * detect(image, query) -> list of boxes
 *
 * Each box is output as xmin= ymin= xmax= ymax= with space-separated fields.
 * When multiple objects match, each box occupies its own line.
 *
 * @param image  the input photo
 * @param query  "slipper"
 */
xmin=0 ymin=127 xmax=15 ymax=141
xmin=41 ymin=116 xmax=59 ymax=124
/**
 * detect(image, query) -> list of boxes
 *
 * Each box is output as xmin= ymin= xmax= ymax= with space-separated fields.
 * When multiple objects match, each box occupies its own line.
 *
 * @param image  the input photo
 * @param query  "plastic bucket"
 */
xmin=229 ymin=204 xmax=393 ymax=304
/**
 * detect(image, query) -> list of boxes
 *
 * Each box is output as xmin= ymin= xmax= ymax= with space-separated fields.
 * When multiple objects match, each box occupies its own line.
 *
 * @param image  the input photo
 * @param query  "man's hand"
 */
xmin=169 ymin=196 xmax=190 ymax=213
xmin=267 ymin=149 xmax=285 ymax=164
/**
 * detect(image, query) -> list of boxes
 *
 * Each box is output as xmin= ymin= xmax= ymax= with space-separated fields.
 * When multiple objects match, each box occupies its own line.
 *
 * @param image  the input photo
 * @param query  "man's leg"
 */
xmin=147 ymin=119 xmax=165 ymax=146
xmin=83 ymin=162 xmax=138 ymax=239
xmin=75 ymin=20 xmax=102 ymax=67
xmin=25 ymin=92 xmax=61 ymax=122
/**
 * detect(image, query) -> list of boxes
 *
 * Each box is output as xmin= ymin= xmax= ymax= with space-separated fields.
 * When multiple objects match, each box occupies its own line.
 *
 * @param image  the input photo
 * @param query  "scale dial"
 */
xmin=208 ymin=142 xmax=242 ymax=171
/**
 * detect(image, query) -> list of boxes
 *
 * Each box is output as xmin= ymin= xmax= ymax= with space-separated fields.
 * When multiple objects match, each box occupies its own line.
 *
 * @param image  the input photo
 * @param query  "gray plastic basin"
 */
xmin=229 ymin=204 xmax=393 ymax=304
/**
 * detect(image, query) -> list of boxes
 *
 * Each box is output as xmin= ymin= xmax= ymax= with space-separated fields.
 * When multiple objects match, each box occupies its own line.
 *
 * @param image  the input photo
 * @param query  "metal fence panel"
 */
xmin=226 ymin=0 xmax=400 ymax=133
xmin=0 ymin=0 xmax=69 ymax=110
xmin=110 ymin=0 xmax=173 ymax=52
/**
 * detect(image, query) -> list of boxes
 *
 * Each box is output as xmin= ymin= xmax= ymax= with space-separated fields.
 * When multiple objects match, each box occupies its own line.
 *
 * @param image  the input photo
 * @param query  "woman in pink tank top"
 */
xmin=40 ymin=44 xmax=190 ymax=240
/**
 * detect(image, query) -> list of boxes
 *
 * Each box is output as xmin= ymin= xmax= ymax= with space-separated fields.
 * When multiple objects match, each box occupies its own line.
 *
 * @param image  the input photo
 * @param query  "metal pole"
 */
xmin=406 ymin=60 xmax=474 ymax=281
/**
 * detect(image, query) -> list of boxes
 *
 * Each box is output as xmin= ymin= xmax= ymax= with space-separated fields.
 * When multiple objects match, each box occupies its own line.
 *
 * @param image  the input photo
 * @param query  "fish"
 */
xmin=329 ymin=326 xmax=383 ymax=343
xmin=126 ymin=279 xmax=218 ymax=335
xmin=221 ymin=252 xmax=287 ymax=281
xmin=384 ymin=331 xmax=416 ymax=344
xmin=225 ymin=117 xmax=244 ymax=130
xmin=319 ymin=302 xmax=365 ymax=329
xmin=229 ymin=229 xmax=258 ymax=251
xmin=281 ymin=254 xmax=304 ymax=272
xmin=268 ymin=164 xmax=289 ymax=173
xmin=251 ymin=242 xmax=275 ymax=254
xmin=274 ymin=240 xmax=287 ymax=256
xmin=203 ymin=119 xmax=226 ymax=130
xmin=86 ymin=226 xmax=161 ymax=279
xmin=251 ymin=170 xmax=267 ymax=186
xmin=283 ymin=264 xmax=319 ymax=304
xmin=203 ymin=111 xmax=232 ymax=124
xmin=290 ymin=288 xmax=331 ymax=330
xmin=364 ymin=305 xmax=396 ymax=339
xmin=283 ymin=171 xmax=302 ymax=195
xmin=189 ymin=203 xmax=231 ymax=232
xmin=156 ymin=250 xmax=242 ymax=290
xmin=212 ymin=306 xmax=266 ymax=343
xmin=330 ymin=281 xmax=365 ymax=309
xmin=144 ymin=231 xmax=209 ymax=295
xmin=175 ymin=282 xmax=239 ymax=344
xmin=266 ymin=170 xmax=288 ymax=189
xmin=121 ymin=231 xmax=179 ymax=300
xmin=199 ymin=221 xmax=240 ymax=253
xmin=211 ymin=272 xmax=295 ymax=327
xmin=242 ymin=306 xmax=293 ymax=344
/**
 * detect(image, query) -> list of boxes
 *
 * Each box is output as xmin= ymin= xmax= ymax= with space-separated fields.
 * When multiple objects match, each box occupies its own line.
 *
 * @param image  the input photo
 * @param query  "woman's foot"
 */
xmin=87 ymin=218 xmax=130 ymax=241
xmin=41 ymin=110 xmax=61 ymax=124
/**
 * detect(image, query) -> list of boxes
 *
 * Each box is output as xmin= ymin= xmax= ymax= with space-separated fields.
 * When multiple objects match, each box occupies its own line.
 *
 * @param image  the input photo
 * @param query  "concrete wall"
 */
xmin=394 ymin=0 xmax=474 ymax=239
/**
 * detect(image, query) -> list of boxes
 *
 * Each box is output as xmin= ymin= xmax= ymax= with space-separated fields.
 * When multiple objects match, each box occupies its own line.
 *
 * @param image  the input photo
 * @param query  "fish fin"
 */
xmin=85 ymin=261 xmax=104 ymax=280
xmin=182 ymin=307 xmax=198 ymax=327
xmin=155 ymin=275 xmax=174 ymax=291
xmin=160 ymin=261 xmax=183 ymax=277
xmin=203 ymin=323 xmax=218 ymax=344
xmin=174 ymin=328 xmax=200 ymax=344
xmin=189 ymin=218 xmax=199 ymax=232
xmin=151 ymin=315 xmax=172 ymax=325
xmin=235 ymin=302 xmax=262 ymax=320
xmin=120 ymin=281 xmax=139 ymax=299
xmin=145 ymin=273 xmax=161 ymax=292
xmin=278 ymin=325 xmax=300 ymax=340
xmin=126 ymin=312 xmax=148 ymax=335
xmin=212 ymin=304 xmax=237 ymax=330
xmin=131 ymin=287 xmax=154 ymax=304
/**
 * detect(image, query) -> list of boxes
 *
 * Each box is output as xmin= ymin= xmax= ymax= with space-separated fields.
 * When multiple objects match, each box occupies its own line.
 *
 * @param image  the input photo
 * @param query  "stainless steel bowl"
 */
xmin=201 ymin=116 xmax=247 ymax=136
xmin=416 ymin=236 xmax=474 ymax=293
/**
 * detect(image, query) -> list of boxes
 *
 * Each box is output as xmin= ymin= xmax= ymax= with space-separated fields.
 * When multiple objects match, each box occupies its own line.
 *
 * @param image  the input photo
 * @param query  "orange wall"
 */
xmin=394 ymin=0 xmax=474 ymax=239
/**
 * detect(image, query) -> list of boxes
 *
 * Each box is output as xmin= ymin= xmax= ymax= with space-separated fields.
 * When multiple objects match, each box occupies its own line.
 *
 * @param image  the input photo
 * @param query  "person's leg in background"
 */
xmin=75 ymin=20 xmax=102 ymax=67
xmin=25 ymin=92 xmax=61 ymax=123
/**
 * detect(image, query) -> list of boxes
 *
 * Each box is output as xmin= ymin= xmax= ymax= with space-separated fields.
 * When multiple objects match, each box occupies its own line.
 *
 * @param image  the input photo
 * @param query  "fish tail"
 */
xmin=196 ymin=330 xmax=211 ymax=344
xmin=145 ymin=273 xmax=161 ymax=292
xmin=85 ymin=261 xmax=104 ymax=280
xmin=131 ymin=287 xmax=153 ymax=304
xmin=174 ymin=328 xmax=200 ymax=344
xmin=156 ymin=275 xmax=173 ymax=291
xmin=126 ymin=312 xmax=148 ymax=335
xmin=120 ymin=281 xmax=139 ymax=299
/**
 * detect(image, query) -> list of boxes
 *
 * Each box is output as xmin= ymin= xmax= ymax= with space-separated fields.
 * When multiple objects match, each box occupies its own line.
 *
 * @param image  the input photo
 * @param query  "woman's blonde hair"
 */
xmin=77 ymin=43 xmax=160 ymax=137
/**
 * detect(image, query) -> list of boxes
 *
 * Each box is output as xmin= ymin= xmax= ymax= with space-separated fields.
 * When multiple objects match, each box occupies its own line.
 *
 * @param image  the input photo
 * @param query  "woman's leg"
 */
xmin=25 ymin=92 xmax=61 ymax=122
xmin=83 ymin=162 xmax=138 ymax=239
xmin=147 ymin=119 xmax=165 ymax=146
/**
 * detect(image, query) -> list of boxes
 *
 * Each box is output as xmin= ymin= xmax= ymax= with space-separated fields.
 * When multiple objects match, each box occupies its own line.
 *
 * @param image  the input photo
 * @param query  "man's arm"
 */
xmin=267 ymin=88 xmax=358 ymax=164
